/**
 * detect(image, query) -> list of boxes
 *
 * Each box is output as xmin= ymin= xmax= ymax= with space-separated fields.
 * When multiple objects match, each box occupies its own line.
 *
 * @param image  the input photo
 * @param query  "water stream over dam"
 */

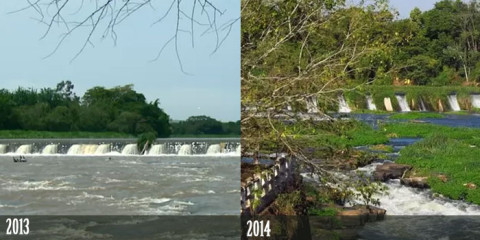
xmin=0 ymin=138 xmax=240 ymax=215
xmin=0 ymin=138 xmax=240 ymax=156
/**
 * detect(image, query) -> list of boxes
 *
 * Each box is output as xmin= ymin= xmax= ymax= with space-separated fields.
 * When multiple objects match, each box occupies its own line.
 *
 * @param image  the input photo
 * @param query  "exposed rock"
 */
xmin=464 ymin=182 xmax=477 ymax=189
xmin=437 ymin=174 xmax=448 ymax=183
xmin=337 ymin=205 xmax=386 ymax=227
xmin=373 ymin=163 xmax=412 ymax=181
xmin=401 ymin=177 xmax=429 ymax=189
xmin=384 ymin=97 xmax=393 ymax=112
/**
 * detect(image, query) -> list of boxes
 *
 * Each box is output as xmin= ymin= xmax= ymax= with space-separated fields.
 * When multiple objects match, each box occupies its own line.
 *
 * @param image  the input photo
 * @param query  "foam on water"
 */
xmin=0 ymin=144 xmax=6 ymax=154
xmin=121 ymin=144 xmax=138 ymax=155
xmin=447 ymin=94 xmax=461 ymax=111
xmin=236 ymin=145 xmax=241 ymax=155
xmin=67 ymin=144 xmax=82 ymax=155
xmin=472 ymin=94 xmax=480 ymax=109
xmin=148 ymin=144 xmax=166 ymax=155
xmin=374 ymin=180 xmax=480 ymax=215
xmin=206 ymin=144 xmax=221 ymax=154
xmin=16 ymin=144 xmax=32 ymax=154
xmin=338 ymin=95 xmax=351 ymax=113
xmin=366 ymin=95 xmax=377 ymax=111
xmin=42 ymin=144 xmax=58 ymax=154
xmin=178 ymin=144 xmax=192 ymax=155
xmin=395 ymin=94 xmax=411 ymax=112
xmin=95 ymin=144 xmax=111 ymax=154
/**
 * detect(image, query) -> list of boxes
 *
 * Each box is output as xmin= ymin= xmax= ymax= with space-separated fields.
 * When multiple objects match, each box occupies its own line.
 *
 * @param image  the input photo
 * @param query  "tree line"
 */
xmin=0 ymin=81 xmax=239 ymax=137
xmin=171 ymin=116 xmax=240 ymax=136
xmin=243 ymin=0 xmax=480 ymax=91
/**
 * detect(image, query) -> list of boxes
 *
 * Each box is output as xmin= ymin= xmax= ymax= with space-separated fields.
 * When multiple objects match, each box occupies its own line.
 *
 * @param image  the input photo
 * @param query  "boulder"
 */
xmin=337 ymin=205 xmax=386 ymax=227
xmin=464 ymin=182 xmax=477 ymax=189
xmin=437 ymin=174 xmax=448 ymax=183
xmin=401 ymin=177 xmax=429 ymax=189
xmin=373 ymin=163 xmax=412 ymax=181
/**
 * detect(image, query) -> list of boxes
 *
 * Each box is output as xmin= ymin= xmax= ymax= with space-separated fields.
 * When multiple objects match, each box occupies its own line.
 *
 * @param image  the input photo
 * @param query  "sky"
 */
xmin=389 ymin=0 xmax=444 ymax=19
xmin=0 ymin=1 xmax=240 ymax=122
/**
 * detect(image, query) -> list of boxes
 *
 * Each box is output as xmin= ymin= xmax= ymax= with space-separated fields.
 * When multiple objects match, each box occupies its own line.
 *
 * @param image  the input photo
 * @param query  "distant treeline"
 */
xmin=171 ymin=116 xmax=240 ymax=136
xmin=0 ymin=81 xmax=239 ymax=137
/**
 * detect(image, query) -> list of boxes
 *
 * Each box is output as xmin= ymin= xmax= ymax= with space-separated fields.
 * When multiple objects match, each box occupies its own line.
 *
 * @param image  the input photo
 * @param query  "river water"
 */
xmin=349 ymin=114 xmax=480 ymax=214
xmin=0 ymin=142 xmax=239 ymax=215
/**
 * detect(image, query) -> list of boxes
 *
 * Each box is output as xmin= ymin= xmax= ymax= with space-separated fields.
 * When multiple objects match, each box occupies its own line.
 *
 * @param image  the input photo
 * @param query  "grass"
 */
xmin=0 ymin=130 xmax=132 ymax=139
xmin=396 ymin=133 xmax=480 ymax=204
xmin=380 ymin=122 xmax=480 ymax=146
xmin=287 ymin=120 xmax=388 ymax=149
xmin=389 ymin=112 xmax=444 ymax=120
xmin=368 ymin=144 xmax=394 ymax=152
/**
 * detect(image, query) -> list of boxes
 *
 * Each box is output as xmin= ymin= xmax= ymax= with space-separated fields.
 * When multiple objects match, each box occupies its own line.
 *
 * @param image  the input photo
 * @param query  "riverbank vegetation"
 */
xmin=396 ymin=133 xmax=480 ymax=204
xmin=389 ymin=112 xmax=444 ymax=120
xmin=241 ymin=0 xmax=480 ymax=217
xmin=0 ymin=82 xmax=240 ymax=139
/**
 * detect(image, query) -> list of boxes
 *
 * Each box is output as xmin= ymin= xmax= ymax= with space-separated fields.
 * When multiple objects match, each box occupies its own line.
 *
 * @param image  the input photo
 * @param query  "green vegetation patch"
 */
xmin=389 ymin=112 xmax=444 ymax=120
xmin=396 ymin=133 xmax=480 ymax=204
xmin=381 ymin=122 xmax=480 ymax=146
xmin=285 ymin=120 xmax=389 ymax=150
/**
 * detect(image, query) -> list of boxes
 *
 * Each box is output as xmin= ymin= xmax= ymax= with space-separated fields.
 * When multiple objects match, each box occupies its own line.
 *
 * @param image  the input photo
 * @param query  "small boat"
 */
xmin=13 ymin=156 xmax=27 ymax=163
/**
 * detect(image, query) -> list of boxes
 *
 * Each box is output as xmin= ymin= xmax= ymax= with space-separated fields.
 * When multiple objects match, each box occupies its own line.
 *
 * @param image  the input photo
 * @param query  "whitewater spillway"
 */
xmin=0 ymin=138 xmax=240 ymax=156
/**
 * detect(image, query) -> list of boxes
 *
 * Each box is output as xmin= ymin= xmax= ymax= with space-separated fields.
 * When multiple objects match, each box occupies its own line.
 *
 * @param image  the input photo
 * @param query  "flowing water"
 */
xmin=0 ymin=138 xmax=240 ymax=215
xmin=418 ymin=97 xmax=427 ymax=111
xmin=338 ymin=95 xmax=351 ymax=113
xmin=395 ymin=94 xmax=411 ymax=112
xmin=472 ymin=94 xmax=480 ymax=109
xmin=447 ymin=94 xmax=461 ymax=111
xmin=0 ymin=154 xmax=239 ymax=215
xmin=306 ymin=96 xmax=319 ymax=113
xmin=366 ymin=95 xmax=377 ymax=111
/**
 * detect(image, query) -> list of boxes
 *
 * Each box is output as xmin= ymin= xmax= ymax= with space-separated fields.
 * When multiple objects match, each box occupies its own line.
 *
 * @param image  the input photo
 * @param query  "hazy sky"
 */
xmin=389 ymin=0 xmax=441 ymax=19
xmin=0 ymin=1 xmax=240 ymax=122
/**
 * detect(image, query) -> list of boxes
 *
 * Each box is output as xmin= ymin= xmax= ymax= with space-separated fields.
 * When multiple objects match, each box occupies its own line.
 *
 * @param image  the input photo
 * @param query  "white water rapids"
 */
xmin=366 ymin=95 xmax=377 ymax=111
xmin=355 ymin=156 xmax=480 ymax=215
xmin=395 ymin=94 xmax=411 ymax=112
xmin=447 ymin=94 xmax=461 ymax=111
xmin=338 ymin=95 xmax=351 ymax=113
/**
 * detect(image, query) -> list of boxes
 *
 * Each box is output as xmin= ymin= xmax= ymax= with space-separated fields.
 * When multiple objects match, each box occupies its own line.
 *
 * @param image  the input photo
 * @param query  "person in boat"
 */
xmin=13 ymin=156 xmax=27 ymax=162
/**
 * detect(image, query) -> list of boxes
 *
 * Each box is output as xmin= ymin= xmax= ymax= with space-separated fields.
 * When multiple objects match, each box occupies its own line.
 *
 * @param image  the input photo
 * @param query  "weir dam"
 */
xmin=0 ymin=138 xmax=241 ymax=156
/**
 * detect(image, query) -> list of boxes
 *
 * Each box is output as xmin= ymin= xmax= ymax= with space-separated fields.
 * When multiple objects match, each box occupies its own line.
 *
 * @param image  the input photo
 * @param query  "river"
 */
xmin=0 ymin=139 xmax=240 ymax=215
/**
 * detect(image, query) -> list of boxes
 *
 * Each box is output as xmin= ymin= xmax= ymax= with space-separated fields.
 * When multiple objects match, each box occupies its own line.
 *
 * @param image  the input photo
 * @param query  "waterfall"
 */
xmin=148 ymin=144 xmax=166 ymax=155
xmin=178 ymin=144 xmax=192 ymax=155
xmin=0 ymin=144 xmax=6 ymax=154
xmin=286 ymin=104 xmax=292 ymax=111
xmin=67 ymin=144 xmax=82 ymax=155
xmin=447 ymin=94 xmax=461 ymax=111
xmin=472 ymin=94 xmax=480 ymax=109
xmin=306 ymin=96 xmax=318 ymax=113
xmin=42 ymin=144 xmax=58 ymax=154
xmin=67 ymin=144 xmax=99 ymax=155
xmin=121 ymin=144 xmax=139 ymax=155
xmin=206 ymin=144 xmax=221 ymax=154
xmin=366 ymin=95 xmax=377 ymax=111
xmin=95 ymin=144 xmax=111 ymax=154
xmin=236 ymin=145 xmax=241 ymax=155
xmin=16 ymin=144 xmax=32 ymax=154
xmin=395 ymin=94 xmax=411 ymax=112
xmin=419 ymin=98 xmax=427 ymax=111
xmin=338 ymin=95 xmax=351 ymax=113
